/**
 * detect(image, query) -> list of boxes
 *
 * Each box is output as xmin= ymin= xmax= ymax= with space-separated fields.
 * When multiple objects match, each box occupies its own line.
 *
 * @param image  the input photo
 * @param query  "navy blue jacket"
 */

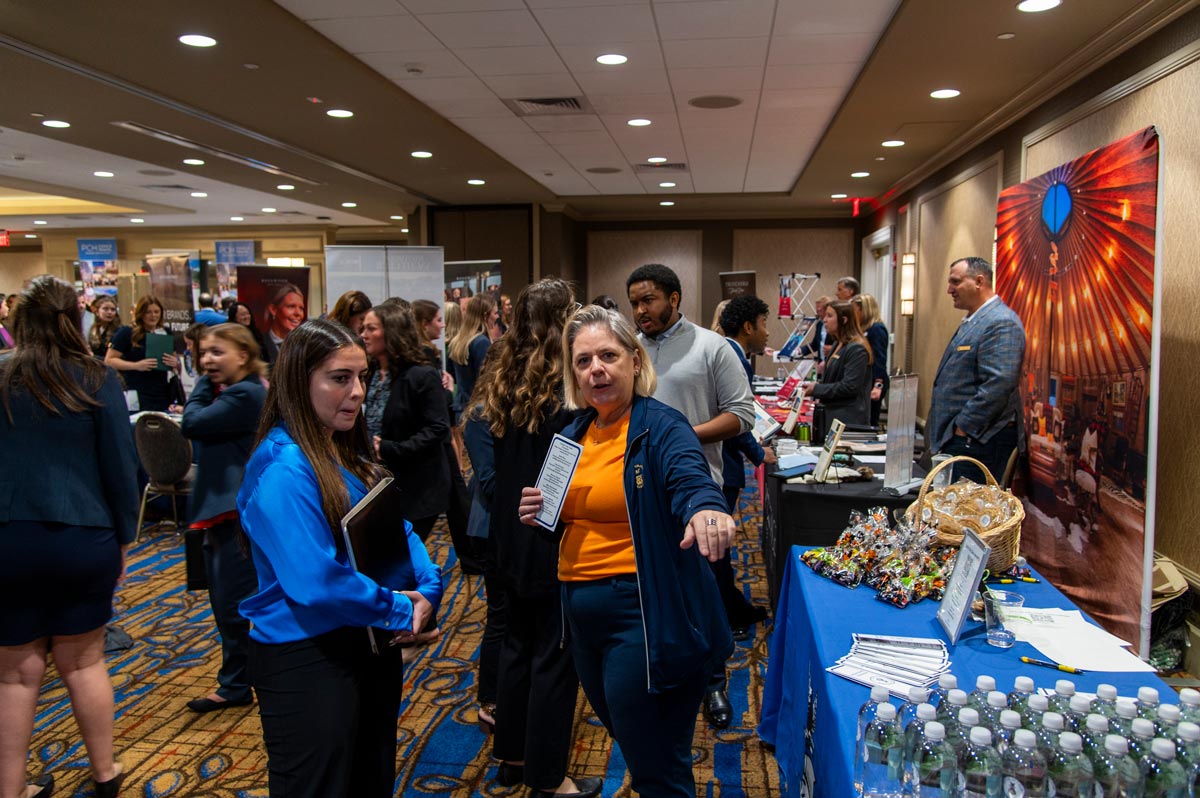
xmin=181 ymin=373 xmax=267 ymax=523
xmin=721 ymin=338 xmax=765 ymax=489
xmin=560 ymin=395 xmax=733 ymax=693
xmin=0 ymin=361 xmax=139 ymax=544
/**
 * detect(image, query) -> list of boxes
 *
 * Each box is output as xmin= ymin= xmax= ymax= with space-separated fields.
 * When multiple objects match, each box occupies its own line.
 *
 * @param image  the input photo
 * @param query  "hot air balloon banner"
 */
xmin=995 ymin=125 xmax=1161 ymax=655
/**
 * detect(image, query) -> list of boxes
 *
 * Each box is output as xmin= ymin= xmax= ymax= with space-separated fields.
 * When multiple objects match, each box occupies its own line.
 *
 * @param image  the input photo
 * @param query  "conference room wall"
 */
xmin=586 ymin=229 xmax=703 ymax=323
xmin=0 ymin=248 xmax=47 ymax=295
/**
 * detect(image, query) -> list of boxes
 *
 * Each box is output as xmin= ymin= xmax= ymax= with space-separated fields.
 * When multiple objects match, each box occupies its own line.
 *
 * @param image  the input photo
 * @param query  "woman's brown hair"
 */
xmin=330 ymin=290 xmax=373 ymax=329
xmin=87 ymin=296 xmax=122 ymax=354
xmin=827 ymin=300 xmax=873 ymax=365
xmin=203 ymin=323 xmax=268 ymax=379
xmin=368 ymin=303 xmax=432 ymax=369
xmin=131 ymin=295 xmax=166 ymax=347
xmin=470 ymin=278 xmax=573 ymax=436
xmin=448 ymin=294 xmax=495 ymax=366
xmin=1 ymin=275 xmax=107 ymax=424
xmin=411 ymin=299 xmax=440 ymax=347
xmin=253 ymin=319 xmax=383 ymax=535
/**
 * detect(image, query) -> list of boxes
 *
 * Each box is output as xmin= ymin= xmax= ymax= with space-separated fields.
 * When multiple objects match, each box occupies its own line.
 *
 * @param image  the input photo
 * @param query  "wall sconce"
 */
xmin=900 ymin=252 xmax=916 ymax=316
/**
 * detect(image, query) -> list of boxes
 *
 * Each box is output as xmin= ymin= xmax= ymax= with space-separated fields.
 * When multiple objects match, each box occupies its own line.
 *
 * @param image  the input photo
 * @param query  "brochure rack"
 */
xmin=775 ymin=272 xmax=821 ymax=362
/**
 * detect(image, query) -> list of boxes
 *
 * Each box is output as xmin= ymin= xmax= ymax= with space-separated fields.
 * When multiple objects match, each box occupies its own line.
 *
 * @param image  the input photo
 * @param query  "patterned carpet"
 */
xmin=26 ymin=483 xmax=780 ymax=798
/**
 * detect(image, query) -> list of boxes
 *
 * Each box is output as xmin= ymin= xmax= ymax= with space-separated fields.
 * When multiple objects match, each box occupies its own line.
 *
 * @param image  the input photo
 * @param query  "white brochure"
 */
xmin=533 ymin=433 xmax=584 ymax=532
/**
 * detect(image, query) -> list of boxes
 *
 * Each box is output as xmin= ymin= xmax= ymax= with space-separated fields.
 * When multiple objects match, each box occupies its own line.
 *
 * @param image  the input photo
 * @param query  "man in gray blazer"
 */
xmin=927 ymin=257 xmax=1026 ymax=484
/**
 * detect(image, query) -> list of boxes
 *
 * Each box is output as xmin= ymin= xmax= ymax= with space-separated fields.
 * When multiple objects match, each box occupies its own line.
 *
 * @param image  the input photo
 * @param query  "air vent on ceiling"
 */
xmin=586 ymin=167 xmax=622 ymax=174
xmin=65 ymin=215 xmax=92 ymax=220
xmin=138 ymin=169 xmax=175 ymax=176
xmin=277 ymin=210 xmax=305 ymax=216
xmin=632 ymin=163 xmax=688 ymax=173
xmin=140 ymin=184 xmax=197 ymax=191
xmin=503 ymin=97 xmax=593 ymax=117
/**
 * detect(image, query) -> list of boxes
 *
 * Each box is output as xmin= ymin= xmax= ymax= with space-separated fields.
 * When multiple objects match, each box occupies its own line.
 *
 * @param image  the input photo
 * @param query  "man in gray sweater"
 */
xmin=626 ymin=263 xmax=756 ymax=730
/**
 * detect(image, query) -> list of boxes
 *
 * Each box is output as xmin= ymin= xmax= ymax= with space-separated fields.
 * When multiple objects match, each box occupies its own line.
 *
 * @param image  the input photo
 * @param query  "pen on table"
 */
xmin=1020 ymin=656 xmax=1085 ymax=674
xmin=987 ymin=577 xmax=1042 ymax=584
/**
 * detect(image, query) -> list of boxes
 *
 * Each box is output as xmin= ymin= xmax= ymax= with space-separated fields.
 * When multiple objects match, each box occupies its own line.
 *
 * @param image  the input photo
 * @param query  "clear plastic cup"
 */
xmin=983 ymin=589 xmax=1025 ymax=648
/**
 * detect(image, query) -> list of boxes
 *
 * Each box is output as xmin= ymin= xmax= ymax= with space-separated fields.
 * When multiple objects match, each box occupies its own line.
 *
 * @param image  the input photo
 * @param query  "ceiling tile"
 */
xmin=676 ymin=96 xmax=758 ymax=129
xmin=308 ymin=15 xmax=442 ymax=53
xmin=655 ymin=0 xmax=777 ymax=41
xmin=400 ymin=0 xmax=524 ymax=12
xmin=482 ymin=73 xmax=583 ymax=98
xmin=760 ymin=87 xmax=843 ymax=111
xmin=773 ymin=0 xmax=900 ymax=36
xmin=359 ymin=50 xmax=472 ymax=80
xmin=527 ymin=0 xmax=648 ymax=7
xmin=532 ymin=5 xmax=659 ymax=45
xmin=579 ymin=170 xmax=646 ymax=194
xmin=524 ymin=115 xmax=606 ymax=132
xmin=668 ymin=66 xmax=763 ymax=93
xmin=767 ymin=33 xmax=876 ymax=65
xmin=539 ymin=129 xmax=615 ymax=148
xmin=452 ymin=115 xmax=534 ymax=137
xmin=432 ymin=96 xmax=519 ymax=118
xmin=556 ymin=41 xmax=665 ymax=73
xmin=763 ymin=62 xmax=860 ymax=90
xmin=275 ymin=0 xmax=407 ymax=22
xmin=398 ymin=76 xmax=496 ymax=101
xmin=638 ymin=173 xmax=694 ymax=193
xmin=417 ymin=10 xmax=547 ymax=48
xmin=661 ymin=38 xmax=768 ymax=69
xmin=456 ymin=46 xmax=567 ymax=76
xmin=536 ymin=174 xmax=598 ymax=196
xmin=588 ymin=94 xmax=676 ymax=115
xmin=574 ymin=69 xmax=671 ymax=96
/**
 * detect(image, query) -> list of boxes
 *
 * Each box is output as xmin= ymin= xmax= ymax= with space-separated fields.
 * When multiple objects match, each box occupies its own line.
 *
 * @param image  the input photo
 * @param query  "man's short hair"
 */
xmin=198 ymin=292 xmax=215 ymax=308
xmin=626 ymin=263 xmax=682 ymax=300
xmin=719 ymin=294 xmax=769 ymax=337
xmin=836 ymin=276 xmax=859 ymax=295
xmin=954 ymin=257 xmax=994 ymax=285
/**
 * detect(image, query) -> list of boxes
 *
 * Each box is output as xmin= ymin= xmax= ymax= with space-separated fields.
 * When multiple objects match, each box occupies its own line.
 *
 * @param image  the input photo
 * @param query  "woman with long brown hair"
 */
xmin=467 ymin=279 xmax=597 ymax=798
xmin=104 ymin=295 xmax=179 ymax=412
xmin=87 ymin=296 xmax=121 ymax=359
xmin=802 ymin=299 xmax=873 ymax=427
xmin=0 ymin=276 xmax=140 ymax=798
xmin=237 ymin=319 xmax=442 ymax=798
xmin=448 ymin=294 xmax=496 ymax=423
xmin=328 ymin=290 xmax=372 ymax=336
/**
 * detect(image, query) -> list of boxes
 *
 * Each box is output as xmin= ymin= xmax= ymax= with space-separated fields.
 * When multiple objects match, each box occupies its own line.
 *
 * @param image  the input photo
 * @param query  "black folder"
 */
xmin=340 ymin=477 xmax=412 ymax=654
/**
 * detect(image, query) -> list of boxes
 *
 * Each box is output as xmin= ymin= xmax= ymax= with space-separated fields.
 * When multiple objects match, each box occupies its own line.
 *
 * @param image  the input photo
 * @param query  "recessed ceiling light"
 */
xmin=997 ymin=32 xmax=1016 ymax=39
xmin=659 ymin=182 xmax=676 ymax=188
xmin=191 ymin=191 xmax=208 ymax=198
xmin=179 ymin=34 xmax=217 ymax=48
xmin=33 ymin=220 xmax=47 ymax=225
xmin=1017 ymin=0 xmax=1060 ymax=11
xmin=627 ymin=118 xmax=652 ymax=127
xmin=411 ymin=150 xmax=432 ymax=158
xmin=467 ymin=179 xmax=486 ymax=186
xmin=875 ymin=156 xmax=886 ymax=161
xmin=277 ymin=184 xmax=295 ymax=191
xmin=851 ymin=172 xmax=870 ymax=178
xmin=831 ymin=193 xmax=848 ymax=199
xmin=42 ymin=120 xmax=70 ymax=129
xmin=24 ymin=234 xmax=37 ymax=238
xmin=596 ymin=53 xmax=628 ymax=65
xmin=326 ymin=109 xmax=354 ymax=118
xmin=230 ymin=216 xmax=244 ymax=221
xmin=29 ymin=112 xmax=44 ymax=118
xmin=390 ymin=215 xmax=404 ymax=220
xmin=243 ymin=63 xmax=259 ymax=70
xmin=261 ymin=207 xmax=277 ymax=213
xmin=93 ymin=170 xmax=115 ymax=177
xmin=647 ymin=156 xmax=668 ymax=164
xmin=881 ymin=140 xmax=905 ymax=148
xmin=130 ymin=218 xmax=145 ymax=224
xmin=183 ymin=158 xmax=205 ymax=166
xmin=341 ymin=202 xmax=357 ymax=208
xmin=659 ymin=201 xmax=674 ymax=206
xmin=930 ymin=88 xmax=961 ymax=99
xmin=400 ymin=228 xmax=409 ymax=233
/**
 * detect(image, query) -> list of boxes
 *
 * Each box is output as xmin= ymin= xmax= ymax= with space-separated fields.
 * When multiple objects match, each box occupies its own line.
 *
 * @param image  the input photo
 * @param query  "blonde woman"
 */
xmin=447 ymin=294 xmax=497 ymax=422
xmin=850 ymin=293 xmax=889 ymax=425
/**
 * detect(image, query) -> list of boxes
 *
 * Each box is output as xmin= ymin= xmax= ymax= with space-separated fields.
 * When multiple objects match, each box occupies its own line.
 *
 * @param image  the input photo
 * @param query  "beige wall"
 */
xmin=586 ymin=230 xmax=702 ymax=322
xmin=0 ymin=249 xmax=47 ymax=295
xmin=1023 ymin=55 xmax=1200 ymax=573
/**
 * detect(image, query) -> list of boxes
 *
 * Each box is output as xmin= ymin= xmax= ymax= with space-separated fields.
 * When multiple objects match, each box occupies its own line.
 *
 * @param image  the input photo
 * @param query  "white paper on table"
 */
xmin=533 ymin=434 xmax=584 ymax=532
xmin=837 ymin=653 xmax=946 ymax=684
xmin=777 ymin=450 xmax=819 ymax=469
xmin=827 ymin=662 xmax=925 ymax=699
xmin=1002 ymin=607 xmax=1155 ymax=673
xmin=855 ymin=455 xmax=888 ymax=464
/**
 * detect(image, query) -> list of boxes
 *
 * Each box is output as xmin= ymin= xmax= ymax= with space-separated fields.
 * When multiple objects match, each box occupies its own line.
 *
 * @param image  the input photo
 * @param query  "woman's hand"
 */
xmin=682 ymin=511 xmax=736 ymax=562
xmin=870 ymin=385 xmax=883 ymax=401
xmin=517 ymin=487 xmax=544 ymax=526
xmin=389 ymin=591 xmax=433 ymax=644
xmin=801 ymin=381 xmax=815 ymax=396
xmin=441 ymin=370 xmax=454 ymax=391
xmin=136 ymin=357 xmax=158 ymax=371
xmin=161 ymin=352 xmax=180 ymax=370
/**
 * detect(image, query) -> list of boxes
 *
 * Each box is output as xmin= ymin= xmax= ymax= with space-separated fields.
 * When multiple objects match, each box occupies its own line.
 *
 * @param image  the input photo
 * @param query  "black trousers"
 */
xmin=202 ymin=518 xmax=258 ymax=702
xmin=477 ymin=543 xmax=508 ymax=707
xmin=493 ymin=587 xmax=579 ymax=791
xmin=248 ymin=627 xmax=404 ymax=798
xmin=445 ymin=465 xmax=485 ymax=574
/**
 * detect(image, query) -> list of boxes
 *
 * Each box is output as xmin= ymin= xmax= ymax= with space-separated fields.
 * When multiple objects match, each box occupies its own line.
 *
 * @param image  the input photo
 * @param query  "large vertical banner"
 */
xmin=996 ymin=126 xmax=1161 ymax=653
xmin=237 ymin=265 xmax=310 ymax=351
xmin=145 ymin=254 xmax=196 ymax=335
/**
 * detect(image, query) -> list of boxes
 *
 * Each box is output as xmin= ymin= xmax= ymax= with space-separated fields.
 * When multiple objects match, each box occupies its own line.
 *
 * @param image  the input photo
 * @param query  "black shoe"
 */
xmin=94 ymin=765 xmax=126 ymax=798
xmin=187 ymin=694 xmax=253 ymax=713
xmin=495 ymin=761 xmax=523 ymax=787
xmin=731 ymin=625 xmax=752 ymax=642
xmin=29 ymin=774 xmax=54 ymax=798
xmin=703 ymin=688 xmax=733 ymax=729
xmin=529 ymin=776 xmax=603 ymax=798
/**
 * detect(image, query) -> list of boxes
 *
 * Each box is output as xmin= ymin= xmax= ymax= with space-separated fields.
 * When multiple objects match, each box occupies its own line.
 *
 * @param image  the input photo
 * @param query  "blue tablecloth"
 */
xmin=758 ymin=545 xmax=1172 ymax=798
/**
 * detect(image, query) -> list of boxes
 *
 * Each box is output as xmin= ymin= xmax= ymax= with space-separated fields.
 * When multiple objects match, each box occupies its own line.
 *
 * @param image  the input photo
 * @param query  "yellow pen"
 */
xmin=988 ymin=577 xmax=1042 ymax=584
xmin=1020 ymin=656 xmax=1085 ymax=675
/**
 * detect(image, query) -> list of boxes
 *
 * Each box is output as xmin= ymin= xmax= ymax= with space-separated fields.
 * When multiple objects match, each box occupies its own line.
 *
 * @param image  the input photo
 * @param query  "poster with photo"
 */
xmin=75 ymin=239 xmax=120 ymax=300
xmin=144 ymin=254 xmax=195 ymax=335
xmin=236 ymin=265 xmax=309 ymax=355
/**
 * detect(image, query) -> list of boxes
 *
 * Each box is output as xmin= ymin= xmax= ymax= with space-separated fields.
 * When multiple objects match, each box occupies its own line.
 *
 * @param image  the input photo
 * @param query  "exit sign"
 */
xmin=0 ymin=231 xmax=9 ymax=247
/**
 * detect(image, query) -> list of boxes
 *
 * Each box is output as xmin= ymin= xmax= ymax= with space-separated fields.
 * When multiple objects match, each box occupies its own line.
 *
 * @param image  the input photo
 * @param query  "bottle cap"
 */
xmin=1043 ymin=712 xmax=1064 ymax=731
xmin=1028 ymin=694 xmax=1049 ymax=712
xmin=877 ymin=703 xmax=897 ymax=721
xmin=988 ymin=691 xmax=1009 ymax=709
xmin=1178 ymin=722 xmax=1200 ymax=742
xmin=970 ymin=726 xmax=993 ymax=746
xmin=1158 ymin=704 xmax=1181 ymax=722
xmin=1181 ymin=688 xmax=1200 ymax=708
xmin=1014 ymin=676 xmax=1035 ymax=693
xmin=1069 ymin=694 xmax=1093 ymax=713
xmin=1105 ymin=734 xmax=1129 ymax=755
xmin=1132 ymin=718 xmax=1155 ymax=737
xmin=1152 ymin=738 xmax=1176 ymax=760
xmin=909 ymin=686 xmax=930 ymax=703
xmin=1055 ymin=679 xmax=1076 ymax=696
xmin=917 ymin=703 xmax=938 ymax=721
xmin=1000 ymin=710 xmax=1022 ymax=729
xmin=948 ymin=689 xmax=968 ymax=706
xmin=1116 ymin=698 xmax=1138 ymax=719
xmin=925 ymin=721 xmax=946 ymax=741
xmin=871 ymin=685 xmax=891 ymax=703
xmin=939 ymin=674 xmax=958 ymax=689
xmin=976 ymin=675 xmax=996 ymax=692
xmin=1096 ymin=684 xmax=1118 ymax=701
xmin=1059 ymin=731 xmax=1083 ymax=753
xmin=1013 ymin=729 xmax=1037 ymax=749
xmin=1139 ymin=686 xmax=1160 ymax=705
xmin=959 ymin=708 xmax=980 ymax=728
xmin=1086 ymin=714 xmax=1109 ymax=733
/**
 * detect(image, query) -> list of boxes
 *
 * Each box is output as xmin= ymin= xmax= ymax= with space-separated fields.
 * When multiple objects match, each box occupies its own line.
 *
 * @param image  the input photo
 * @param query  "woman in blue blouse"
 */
xmin=851 ymin=294 xmax=890 ymax=426
xmin=237 ymin=319 xmax=442 ymax=798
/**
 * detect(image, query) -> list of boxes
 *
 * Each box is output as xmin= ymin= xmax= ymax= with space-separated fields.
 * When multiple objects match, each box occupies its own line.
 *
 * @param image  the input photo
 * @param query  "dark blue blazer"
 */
xmin=181 ymin=373 xmax=267 ymax=523
xmin=721 ymin=339 xmax=765 ymax=489
xmin=0 ymin=360 xmax=140 ymax=544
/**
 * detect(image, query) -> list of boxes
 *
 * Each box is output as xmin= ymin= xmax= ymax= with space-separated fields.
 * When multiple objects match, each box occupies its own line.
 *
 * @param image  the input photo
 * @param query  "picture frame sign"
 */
xmin=936 ymin=528 xmax=992 ymax=645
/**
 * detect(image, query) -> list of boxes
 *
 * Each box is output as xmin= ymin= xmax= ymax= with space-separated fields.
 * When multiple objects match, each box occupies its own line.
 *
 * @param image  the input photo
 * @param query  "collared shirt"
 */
xmin=962 ymin=294 xmax=1000 ymax=324
xmin=649 ymin=313 xmax=688 ymax=343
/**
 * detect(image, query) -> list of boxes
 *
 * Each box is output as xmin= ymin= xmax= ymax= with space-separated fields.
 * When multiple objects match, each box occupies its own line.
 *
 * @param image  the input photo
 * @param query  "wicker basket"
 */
xmin=905 ymin=455 xmax=1024 ymax=572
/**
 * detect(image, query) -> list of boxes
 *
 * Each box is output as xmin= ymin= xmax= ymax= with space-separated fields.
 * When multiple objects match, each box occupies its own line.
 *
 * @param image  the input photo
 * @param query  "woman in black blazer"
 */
xmin=804 ymin=300 xmax=874 ymax=427
xmin=0 ymin=276 xmax=140 ymax=798
xmin=360 ymin=303 xmax=452 ymax=541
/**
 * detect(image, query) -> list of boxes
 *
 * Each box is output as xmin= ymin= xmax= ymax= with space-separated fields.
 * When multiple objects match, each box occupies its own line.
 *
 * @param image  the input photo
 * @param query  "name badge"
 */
xmin=957 ymin=345 xmax=971 ymax=352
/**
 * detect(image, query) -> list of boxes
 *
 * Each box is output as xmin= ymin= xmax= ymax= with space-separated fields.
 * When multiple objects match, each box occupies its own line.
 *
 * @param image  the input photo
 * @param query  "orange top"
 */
xmin=558 ymin=414 xmax=637 ymax=581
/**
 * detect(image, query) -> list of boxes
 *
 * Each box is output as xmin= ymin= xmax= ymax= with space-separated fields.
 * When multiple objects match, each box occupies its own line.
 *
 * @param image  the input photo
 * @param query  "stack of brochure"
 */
xmin=827 ymin=634 xmax=951 ymax=698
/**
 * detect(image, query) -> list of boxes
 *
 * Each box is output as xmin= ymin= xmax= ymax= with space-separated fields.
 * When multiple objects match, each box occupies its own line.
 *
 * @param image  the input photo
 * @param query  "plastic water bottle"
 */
xmin=1002 ymin=728 xmax=1048 ymax=797
xmin=970 ymin=676 xmax=998 ymax=713
xmin=1080 ymin=714 xmax=1110 ymax=763
xmin=1178 ymin=689 xmax=1200 ymax=725
xmin=931 ymin=674 xmax=958 ymax=707
xmin=1023 ymin=694 xmax=1050 ymax=732
xmin=904 ymin=703 xmax=939 ymax=768
xmin=1065 ymin=694 xmax=1094 ymax=733
xmin=1111 ymin=698 xmax=1140 ymax=739
xmin=1139 ymin=738 xmax=1186 ymax=798
xmin=1129 ymin=719 xmax=1157 ymax=762
xmin=907 ymin=721 xmax=957 ymax=797
xmin=1046 ymin=731 xmax=1094 ymax=797
xmin=1093 ymin=684 xmax=1119 ymax=720
xmin=981 ymin=691 xmax=1009 ymax=732
xmin=1092 ymin=735 xmax=1144 ymax=798
xmin=994 ymin=710 xmax=1023 ymax=754
xmin=859 ymin=703 xmax=905 ymax=798
xmin=898 ymin=686 xmax=931 ymax=732
xmin=1049 ymin=680 xmax=1077 ymax=715
xmin=1035 ymin=713 xmax=1065 ymax=761
xmin=857 ymin=685 xmax=894 ymax=793
xmin=937 ymin=690 xmax=969 ymax=744
xmin=958 ymin=725 xmax=1003 ymax=797
xmin=1135 ymin=687 xmax=1161 ymax=721
xmin=1155 ymin=704 xmax=1180 ymax=741
xmin=1173 ymin=722 xmax=1200 ymax=796
xmin=1008 ymin=676 xmax=1036 ymax=716
xmin=953 ymin=708 xmax=982 ymax=759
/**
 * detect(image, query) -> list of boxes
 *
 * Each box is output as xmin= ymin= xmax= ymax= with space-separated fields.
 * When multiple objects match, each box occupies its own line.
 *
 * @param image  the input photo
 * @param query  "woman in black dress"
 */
xmin=0 ymin=276 xmax=140 ymax=798
xmin=104 ymin=295 xmax=179 ymax=412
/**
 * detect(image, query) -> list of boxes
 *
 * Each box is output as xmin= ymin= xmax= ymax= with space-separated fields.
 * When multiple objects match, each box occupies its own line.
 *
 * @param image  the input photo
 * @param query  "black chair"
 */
xmin=133 ymin=414 xmax=194 ymax=542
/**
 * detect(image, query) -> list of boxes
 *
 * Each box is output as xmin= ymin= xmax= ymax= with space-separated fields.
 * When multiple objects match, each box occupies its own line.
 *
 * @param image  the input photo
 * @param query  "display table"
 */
xmin=758 ymin=546 xmax=1171 ymax=798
